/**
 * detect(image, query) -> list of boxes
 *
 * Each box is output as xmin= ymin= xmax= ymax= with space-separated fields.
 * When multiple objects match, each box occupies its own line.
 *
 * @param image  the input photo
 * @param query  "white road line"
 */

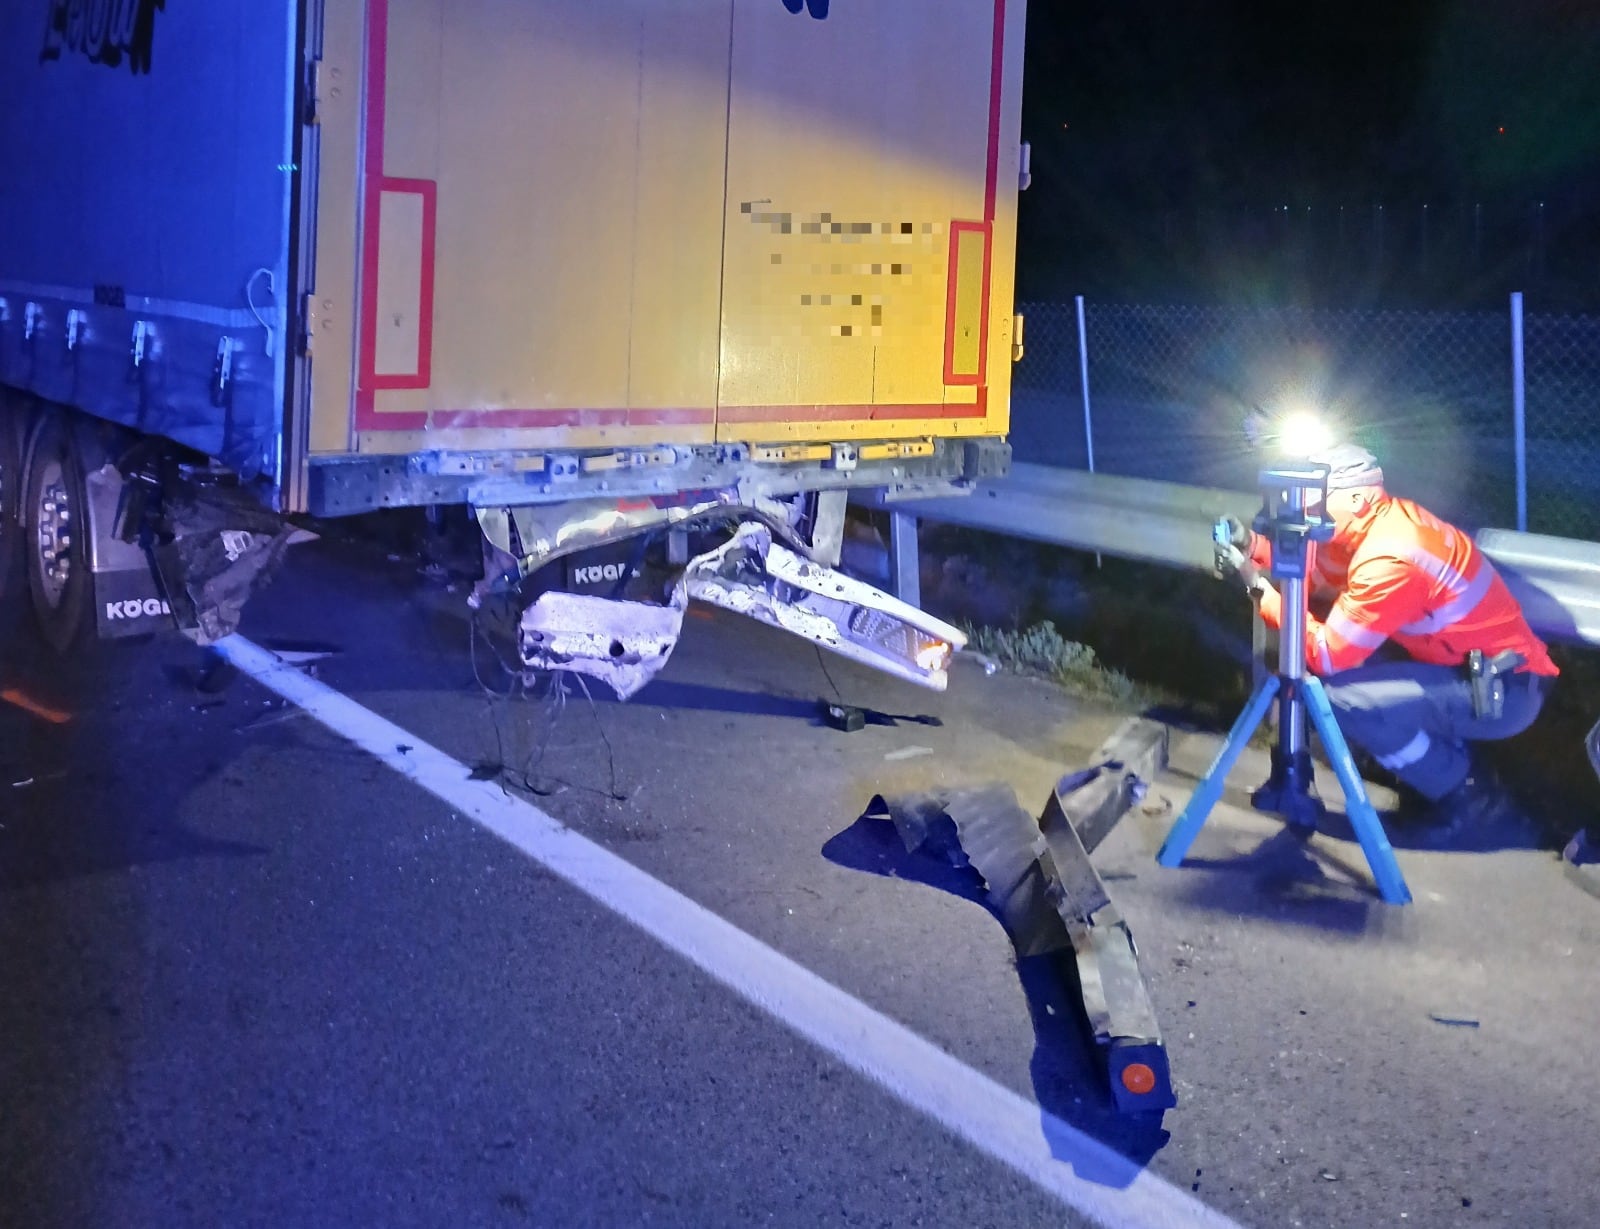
xmin=215 ymin=634 xmax=1246 ymax=1229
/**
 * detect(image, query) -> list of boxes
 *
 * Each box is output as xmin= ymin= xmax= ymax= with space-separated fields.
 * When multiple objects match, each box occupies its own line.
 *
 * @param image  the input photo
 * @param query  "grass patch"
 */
xmin=963 ymin=619 xmax=1171 ymax=708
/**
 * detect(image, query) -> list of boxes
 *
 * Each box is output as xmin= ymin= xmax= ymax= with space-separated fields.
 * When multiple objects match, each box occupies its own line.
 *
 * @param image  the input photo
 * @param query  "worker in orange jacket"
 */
xmin=1222 ymin=443 xmax=1558 ymax=845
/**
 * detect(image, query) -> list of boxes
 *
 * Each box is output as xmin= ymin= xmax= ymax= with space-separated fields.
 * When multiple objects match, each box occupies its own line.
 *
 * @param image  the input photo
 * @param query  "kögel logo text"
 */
xmin=105 ymin=598 xmax=171 ymax=619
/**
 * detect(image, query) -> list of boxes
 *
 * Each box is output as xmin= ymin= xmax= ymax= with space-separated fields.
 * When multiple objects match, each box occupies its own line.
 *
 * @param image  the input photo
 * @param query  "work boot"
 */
xmin=1400 ymin=771 xmax=1533 ymax=851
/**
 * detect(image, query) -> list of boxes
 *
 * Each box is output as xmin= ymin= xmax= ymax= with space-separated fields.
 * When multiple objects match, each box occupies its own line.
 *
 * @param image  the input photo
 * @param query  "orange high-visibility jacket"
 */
xmin=1251 ymin=496 xmax=1559 ymax=677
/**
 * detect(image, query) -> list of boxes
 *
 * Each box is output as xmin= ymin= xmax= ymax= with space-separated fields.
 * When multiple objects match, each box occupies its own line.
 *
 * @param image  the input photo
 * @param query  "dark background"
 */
xmin=1017 ymin=1 xmax=1600 ymax=309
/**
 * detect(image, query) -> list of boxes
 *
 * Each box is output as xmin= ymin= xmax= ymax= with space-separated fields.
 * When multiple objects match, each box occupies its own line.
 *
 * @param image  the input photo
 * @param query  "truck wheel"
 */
xmin=24 ymin=414 xmax=95 ymax=653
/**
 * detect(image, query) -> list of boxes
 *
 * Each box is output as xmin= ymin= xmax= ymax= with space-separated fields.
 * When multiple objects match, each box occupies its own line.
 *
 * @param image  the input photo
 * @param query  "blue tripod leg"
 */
xmin=1157 ymin=676 xmax=1280 ymax=867
xmin=1301 ymin=676 xmax=1413 ymax=906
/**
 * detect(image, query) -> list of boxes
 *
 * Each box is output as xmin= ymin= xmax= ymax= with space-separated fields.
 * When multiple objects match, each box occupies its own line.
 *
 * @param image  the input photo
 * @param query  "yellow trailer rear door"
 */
xmin=716 ymin=0 xmax=1024 ymax=444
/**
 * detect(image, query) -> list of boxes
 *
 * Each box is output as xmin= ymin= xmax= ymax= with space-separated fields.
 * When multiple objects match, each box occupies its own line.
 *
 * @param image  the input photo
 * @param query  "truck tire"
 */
xmin=23 ymin=413 xmax=95 ymax=653
xmin=0 ymin=396 xmax=22 ymax=614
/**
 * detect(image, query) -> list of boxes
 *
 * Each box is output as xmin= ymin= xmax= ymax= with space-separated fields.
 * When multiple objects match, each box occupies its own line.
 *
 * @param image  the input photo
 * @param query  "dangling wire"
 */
xmin=467 ymin=603 xmax=626 ymax=802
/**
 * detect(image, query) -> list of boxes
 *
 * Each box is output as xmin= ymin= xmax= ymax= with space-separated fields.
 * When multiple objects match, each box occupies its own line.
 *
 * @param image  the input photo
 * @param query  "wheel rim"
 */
xmin=34 ymin=457 xmax=73 ymax=607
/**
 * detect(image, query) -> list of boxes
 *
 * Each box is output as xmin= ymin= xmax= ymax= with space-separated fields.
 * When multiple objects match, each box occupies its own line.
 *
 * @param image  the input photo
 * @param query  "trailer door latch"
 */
xmin=211 ymin=336 xmax=237 ymax=406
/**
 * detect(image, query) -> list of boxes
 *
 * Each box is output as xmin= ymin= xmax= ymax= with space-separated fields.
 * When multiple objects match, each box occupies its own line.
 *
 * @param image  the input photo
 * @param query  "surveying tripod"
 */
xmin=1155 ymin=462 xmax=1413 ymax=906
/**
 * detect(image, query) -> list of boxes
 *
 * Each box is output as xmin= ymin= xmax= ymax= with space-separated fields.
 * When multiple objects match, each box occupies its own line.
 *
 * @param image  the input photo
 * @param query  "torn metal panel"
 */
xmin=171 ymin=526 xmax=302 ymax=644
xmin=940 ymin=787 xmax=1061 ymax=958
xmin=507 ymin=517 xmax=964 ymax=697
xmin=684 ymin=523 xmax=966 ymax=691
xmin=476 ymin=490 xmax=741 ymax=577
xmin=1034 ymin=800 xmax=1113 ymax=928
xmin=518 ymin=589 xmax=685 ymax=700
xmin=868 ymin=792 xmax=966 ymax=864
xmin=808 ymin=488 xmax=849 ymax=568
xmin=1049 ymin=718 xmax=1170 ymax=856
xmin=1075 ymin=909 xmax=1162 ymax=1043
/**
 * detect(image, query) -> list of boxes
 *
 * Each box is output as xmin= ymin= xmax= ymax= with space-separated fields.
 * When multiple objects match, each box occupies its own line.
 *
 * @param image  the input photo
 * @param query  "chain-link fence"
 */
xmin=1010 ymin=299 xmax=1600 ymax=540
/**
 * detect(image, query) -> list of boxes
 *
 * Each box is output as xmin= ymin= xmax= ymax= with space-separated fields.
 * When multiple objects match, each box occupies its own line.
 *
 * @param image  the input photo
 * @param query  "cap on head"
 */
xmin=1311 ymin=442 xmax=1384 ymax=490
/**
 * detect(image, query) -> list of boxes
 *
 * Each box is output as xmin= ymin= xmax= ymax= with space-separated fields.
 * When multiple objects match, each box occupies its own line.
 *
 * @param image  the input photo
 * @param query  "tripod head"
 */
xmin=1254 ymin=461 xmax=1336 ymax=584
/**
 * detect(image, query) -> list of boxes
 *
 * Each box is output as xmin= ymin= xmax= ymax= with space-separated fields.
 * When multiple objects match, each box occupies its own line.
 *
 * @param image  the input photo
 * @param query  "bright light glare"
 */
xmin=1275 ymin=409 xmax=1334 ymax=458
xmin=915 ymin=640 xmax=952 ymax=673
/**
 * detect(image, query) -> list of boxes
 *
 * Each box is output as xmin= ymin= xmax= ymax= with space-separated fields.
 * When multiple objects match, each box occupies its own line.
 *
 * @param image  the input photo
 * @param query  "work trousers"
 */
xmin=1319 ymin=660 xmax=1551 ymax=800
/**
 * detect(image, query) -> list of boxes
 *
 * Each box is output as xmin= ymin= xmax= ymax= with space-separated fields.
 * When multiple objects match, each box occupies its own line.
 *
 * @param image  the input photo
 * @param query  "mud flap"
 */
xmin=94 ymin=566 xmax=174 ymax=639
xmin=82 ymin=460 xmax=171 ymax=640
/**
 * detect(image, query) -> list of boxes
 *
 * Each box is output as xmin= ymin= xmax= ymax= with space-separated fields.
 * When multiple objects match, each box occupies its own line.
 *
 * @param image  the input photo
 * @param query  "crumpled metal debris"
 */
xmin=867 ymin=717 xmax=1176 ymax=1115
xmin=513 ymin=519 xmax=965 ymax=699
xmin=518 ymin=588 xmax=687 ymax=701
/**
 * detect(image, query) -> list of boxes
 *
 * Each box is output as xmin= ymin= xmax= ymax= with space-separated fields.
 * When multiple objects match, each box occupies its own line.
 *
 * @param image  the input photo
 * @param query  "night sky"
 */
xmin=1017 ymin=1 xmax=1600 ymax=308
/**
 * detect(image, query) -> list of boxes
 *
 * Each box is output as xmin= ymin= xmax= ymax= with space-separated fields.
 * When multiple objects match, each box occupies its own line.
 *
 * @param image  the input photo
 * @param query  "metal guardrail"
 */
xmin=1476 ymin=529 xmax=1600 ymax=649
xmin=883 ymin=463 xmax=1600 ymax=648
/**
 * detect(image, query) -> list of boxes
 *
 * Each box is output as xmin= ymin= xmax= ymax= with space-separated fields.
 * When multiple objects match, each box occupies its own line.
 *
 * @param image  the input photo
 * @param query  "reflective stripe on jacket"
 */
xmin=1255 ymin=496 xmax=1559 ymax=677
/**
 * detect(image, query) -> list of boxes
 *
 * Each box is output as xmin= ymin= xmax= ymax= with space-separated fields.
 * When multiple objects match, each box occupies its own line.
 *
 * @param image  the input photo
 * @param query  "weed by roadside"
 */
xmin=962 ymin=619 xmax=1173 ymax=709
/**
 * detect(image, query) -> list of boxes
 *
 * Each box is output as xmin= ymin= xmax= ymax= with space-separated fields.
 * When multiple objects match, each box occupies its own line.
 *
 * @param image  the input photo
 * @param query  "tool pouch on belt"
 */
xmin=1466 ymin=649 xmax=1527 ymax=720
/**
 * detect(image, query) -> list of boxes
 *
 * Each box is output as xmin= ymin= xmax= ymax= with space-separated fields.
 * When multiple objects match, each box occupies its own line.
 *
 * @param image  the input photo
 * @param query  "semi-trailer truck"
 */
xmin=0 ymin=0 xmax=1027 ymax=697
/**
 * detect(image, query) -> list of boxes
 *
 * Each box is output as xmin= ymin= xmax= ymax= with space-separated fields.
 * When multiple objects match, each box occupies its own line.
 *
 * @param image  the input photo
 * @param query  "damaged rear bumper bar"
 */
xmin=517 ymin=522 xmax=966 ymax=700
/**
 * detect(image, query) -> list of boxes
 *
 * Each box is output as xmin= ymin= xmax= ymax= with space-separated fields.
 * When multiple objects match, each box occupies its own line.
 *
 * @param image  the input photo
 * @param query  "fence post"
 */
xmin=1510 ymin=291 xmax=1527 ymax=532
xmin=1075 ymin=294 xmax=1096 ymax=474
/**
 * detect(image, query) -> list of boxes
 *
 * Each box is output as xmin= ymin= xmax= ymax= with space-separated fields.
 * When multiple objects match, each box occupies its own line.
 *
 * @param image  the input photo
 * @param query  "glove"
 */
xmin=1214 ymin=542 xmax=1264 ymax=596
xmin=1223 ymin=515 xmax=1252 ymax=550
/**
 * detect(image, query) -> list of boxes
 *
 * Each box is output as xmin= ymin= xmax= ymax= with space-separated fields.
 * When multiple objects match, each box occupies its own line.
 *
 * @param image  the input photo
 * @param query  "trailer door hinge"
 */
xmin=300 ymin=294 xmax=318 ymax=356
xmin=131 ymin=320 xmax=151 ymax=369
xmin=305 ymin=59 xmax=323 ymax=125
xmin=211 ymin=336 xmax=236 ymax=406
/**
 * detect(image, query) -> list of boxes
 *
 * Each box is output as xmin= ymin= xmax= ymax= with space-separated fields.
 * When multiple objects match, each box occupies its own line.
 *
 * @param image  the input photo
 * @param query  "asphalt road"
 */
xmin=3 ymin=537 xmax=1597 ymax=1228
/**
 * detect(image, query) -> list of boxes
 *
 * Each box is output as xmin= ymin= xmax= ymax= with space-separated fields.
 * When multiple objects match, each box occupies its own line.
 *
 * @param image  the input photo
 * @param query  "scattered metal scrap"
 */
xmin=869 ymin=717 xmax=1176 ymax=1115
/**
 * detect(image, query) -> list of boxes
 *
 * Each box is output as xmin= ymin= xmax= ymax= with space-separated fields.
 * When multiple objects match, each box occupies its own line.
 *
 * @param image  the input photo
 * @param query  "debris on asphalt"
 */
xmin=257 ymin=639 xmax=340 ymax=665
xmin=1320 ymin=1168 xmax=1340 ymax=1181
xmin=11 ymin=778 xmax=32 ymax=788
xmin=883 ymin=746 xmax=933 ymax=762
xmin=234 ymin=700 xmax=308 ymax=732
xmin=1427 ymin=1012 xmax=1481 ymax=1028
xmin=960 ymin=650 xmax=1001 ymax=676
xmin=823 ymin=702 xmax=866 ymax=733
xmin=863 ymin=717 xmax=1176 ymax=1116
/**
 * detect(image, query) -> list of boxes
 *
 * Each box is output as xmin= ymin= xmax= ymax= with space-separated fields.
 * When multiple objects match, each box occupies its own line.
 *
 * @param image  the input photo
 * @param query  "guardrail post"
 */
xmin=888 ymin=512 xmax=921 ymax=609
xmin=1509 ymin=291 xmax=1527 ymax=532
